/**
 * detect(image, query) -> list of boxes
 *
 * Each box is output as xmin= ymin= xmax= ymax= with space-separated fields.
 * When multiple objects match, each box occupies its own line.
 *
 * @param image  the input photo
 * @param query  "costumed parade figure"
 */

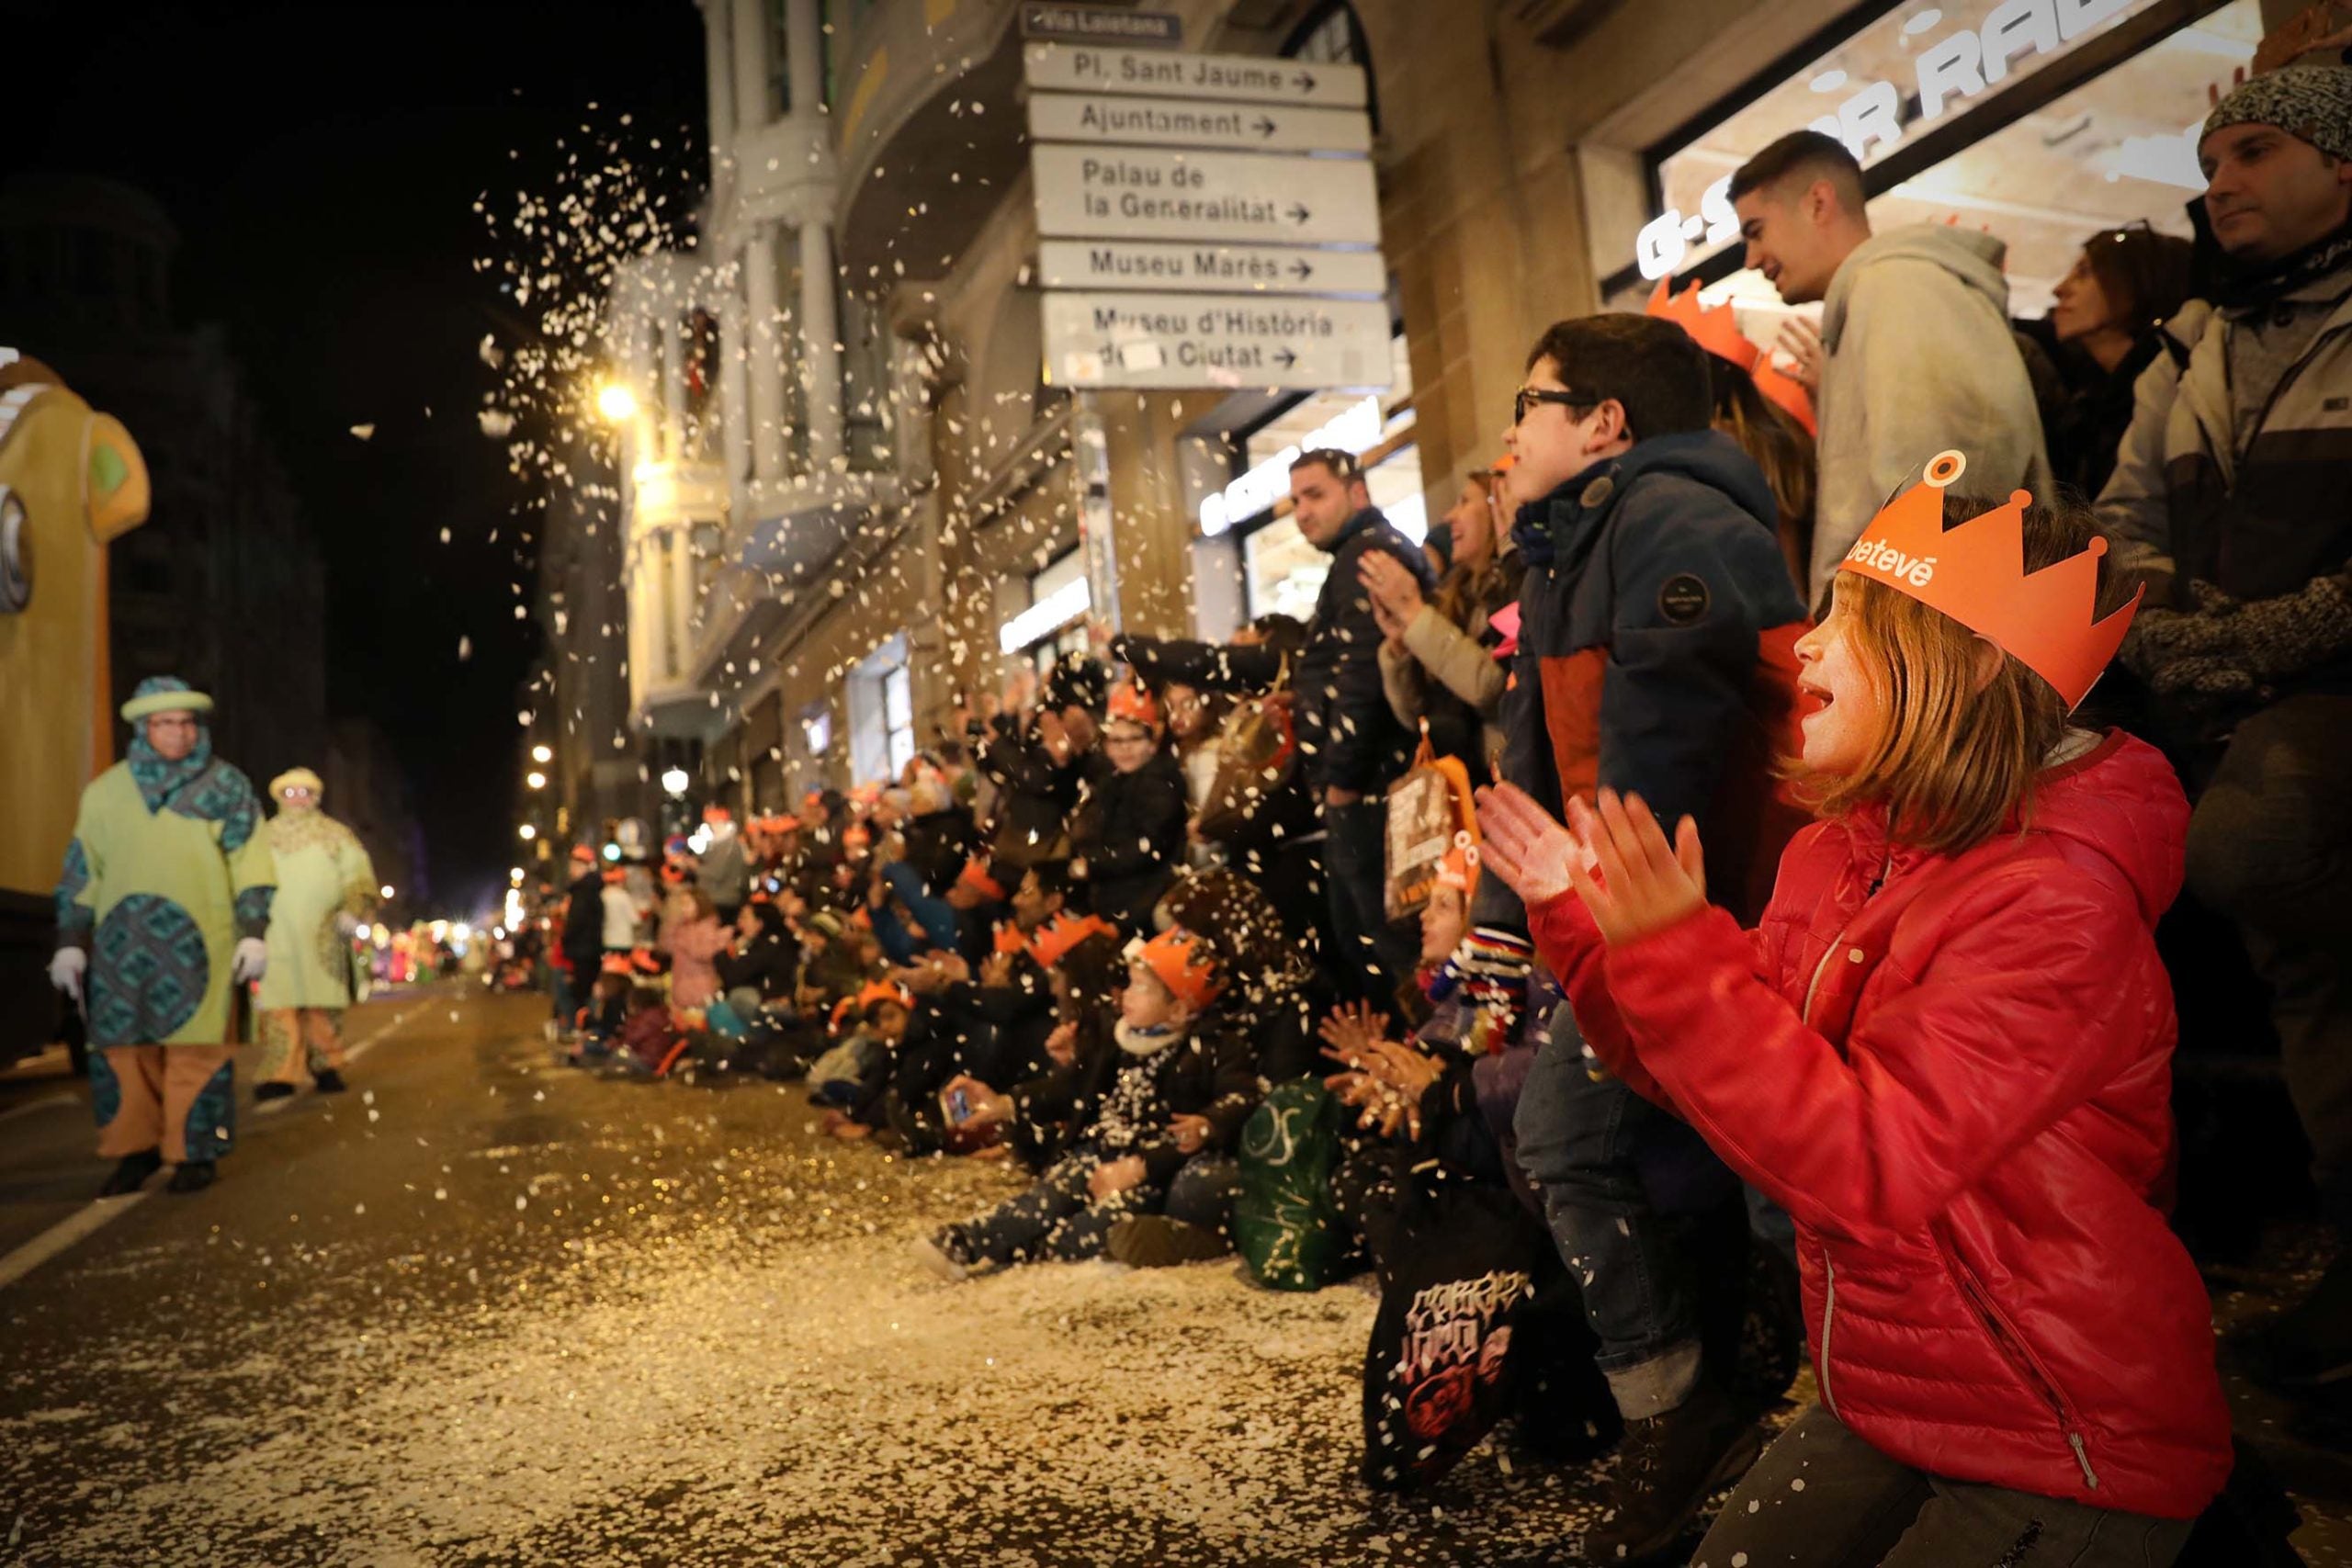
xmin=254 ymin=767 xmax=377 ymax=1102
xmin=51 ymin=676 xmax=276 ymax=1196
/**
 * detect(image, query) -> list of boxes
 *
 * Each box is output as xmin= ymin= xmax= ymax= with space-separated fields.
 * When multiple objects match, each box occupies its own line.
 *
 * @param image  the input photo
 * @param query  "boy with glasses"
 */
xmin=1497 ymin=312 xmax=1809 ymax=1562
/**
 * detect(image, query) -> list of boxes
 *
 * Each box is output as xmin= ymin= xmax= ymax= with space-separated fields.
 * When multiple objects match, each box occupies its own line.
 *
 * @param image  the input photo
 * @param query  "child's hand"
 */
xmin=1474 ymin=783 xmax=1591 ymax=906
xmin=1563 ymin=790 xmax=1708 ymax=947
xmin=1087 ymin=1156 xmax=1147 ymax=1201
xmin=1358 ymin=1038 xmax=1442 ymax=1100
xmin=1168 ymin=1113 xmax=1212 ymax=1155
xmin=1044 ymin=1021 xmax=1080 ymax=1066
xmin=1317 ymin=1000 xmax=1391 ymax=1062
xmin=978 ymin=950 xmax=1014 ymax=987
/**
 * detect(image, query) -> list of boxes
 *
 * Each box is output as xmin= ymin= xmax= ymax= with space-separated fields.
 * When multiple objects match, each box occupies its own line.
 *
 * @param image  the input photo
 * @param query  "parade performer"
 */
xmin=51 ymin=676 xmax=275 ymax=1196
xmin=254 ymin=767 xmax=377 ymax=1101
xmin=1479 ymin=463 xmax=2233 ymax=1564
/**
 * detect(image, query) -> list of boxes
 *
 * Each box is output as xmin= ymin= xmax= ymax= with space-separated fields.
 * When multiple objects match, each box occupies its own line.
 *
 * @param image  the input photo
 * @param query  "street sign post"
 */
xmin=1022 ymin=42 xmax=1369 ymax=108
xmin=1019 ymin=5 xmax=1182 ymax=48
xmin=1030 ymin=145 xmax=1380 ymax=245
xmin=1042 ymin=292 xmax=1394 ymax=390
xmin=1025 ymin=93 xmax=1372 ymax=154
xmin=1035 ymin=239 xmax=1385 ymax=296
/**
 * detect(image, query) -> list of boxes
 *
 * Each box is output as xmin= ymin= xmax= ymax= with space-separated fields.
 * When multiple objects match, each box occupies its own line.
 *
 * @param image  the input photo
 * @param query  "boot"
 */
xmin=98 ymin=1148 xmax=163 ymax=1197
xmin=166 ymin=1160 xmax=217 ymax=1194
xmin=254 ymin=1081 xmax=296 ymax=1104
xmin=1107 ymin=1215 xmax=1230 ymax=1268
xmin=1582 ymin=1376 xmax=1764 ymax=1564
xmin=311 ymin=1068 xmax=347 ymax=1094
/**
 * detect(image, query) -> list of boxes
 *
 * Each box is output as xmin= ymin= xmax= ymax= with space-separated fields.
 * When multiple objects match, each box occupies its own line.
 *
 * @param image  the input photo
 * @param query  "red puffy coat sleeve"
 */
xmin=1589 ymin=863 xmax=2155 ymax=1239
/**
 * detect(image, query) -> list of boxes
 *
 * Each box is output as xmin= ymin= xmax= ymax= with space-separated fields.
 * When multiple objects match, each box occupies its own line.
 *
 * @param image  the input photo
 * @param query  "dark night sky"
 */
xmin=14 ymin=0 xmax=707 ymax=916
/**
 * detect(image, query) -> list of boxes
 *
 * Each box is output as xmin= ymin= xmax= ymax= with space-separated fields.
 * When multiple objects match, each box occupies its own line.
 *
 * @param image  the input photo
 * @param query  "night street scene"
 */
xmin=6 ymin=0 xmax=2352 ymax=1562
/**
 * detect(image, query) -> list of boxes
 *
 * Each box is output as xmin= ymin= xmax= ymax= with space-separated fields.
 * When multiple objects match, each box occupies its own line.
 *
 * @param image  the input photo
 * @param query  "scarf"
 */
xmin=2211 ymin=220 xmax=2352 ymax=310
xmin=127 ymin=724 xmax=215 ymax=815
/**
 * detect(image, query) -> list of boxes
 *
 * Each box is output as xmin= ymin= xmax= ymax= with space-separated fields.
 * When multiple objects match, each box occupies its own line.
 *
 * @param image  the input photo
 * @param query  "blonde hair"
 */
xmin=1788 ymin=494 xmax=2126 ymax=856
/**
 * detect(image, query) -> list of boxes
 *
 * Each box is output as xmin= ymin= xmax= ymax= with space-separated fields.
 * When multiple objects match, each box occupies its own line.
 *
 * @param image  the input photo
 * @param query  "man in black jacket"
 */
xmin=1111 ymin=448 xmax=1434 ymax=998
xmin=557 ymin=844 xmax=605 ymax=1037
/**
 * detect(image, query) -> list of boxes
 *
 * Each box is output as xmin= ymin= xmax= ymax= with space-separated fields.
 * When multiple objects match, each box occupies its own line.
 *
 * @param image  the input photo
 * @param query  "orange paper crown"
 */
xmin=1752 ymin=361 xmax=1817 ymax=435
xmin=1134 ymin=927 xmax=1224 ymax=1010
xmin=1837 ymin=450 xmax=2141 ymax=709
xmin=1028 ymin=911 xmax=1119 ymax=971
xmin=1646 ymin=278 xmax=1758 ymax=374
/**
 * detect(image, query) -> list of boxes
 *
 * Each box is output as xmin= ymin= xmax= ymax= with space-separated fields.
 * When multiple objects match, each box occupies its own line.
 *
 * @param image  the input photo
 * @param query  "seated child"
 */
xmin=913 ymin=927 xmax=1258 ymax=1279
xmin=808 ymin=982 xmax=913 ymax=1139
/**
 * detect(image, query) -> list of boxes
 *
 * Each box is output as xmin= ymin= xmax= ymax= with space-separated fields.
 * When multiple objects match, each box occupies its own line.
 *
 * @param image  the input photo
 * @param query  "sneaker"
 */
xmin=2245 ymin=1251 xmax=2352 ymax=1389
xmin=166 ymin=1160 xmax=217 ymax=1195
xmin=254 ymin=1082 xmax=296 ymax=1104
xmin=311 ymin=1068 xmax=348 ymax=1094
xmin=98 ymin=1148 xmax=163 ymax=1197
xmin=1107 ymin=1215 xmax=1230 ymax=1269
xmin=912 ymin=1232 xmax=972 ymax=1283
xmin=1580 ymin=1377 xmax=1764 ymax=1564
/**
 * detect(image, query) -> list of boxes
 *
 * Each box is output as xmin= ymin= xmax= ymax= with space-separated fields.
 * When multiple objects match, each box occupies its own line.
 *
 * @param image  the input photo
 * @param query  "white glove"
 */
xmin=231 ymin=938 xmax=269 ymax=985
xmin=49 ymin=948 xmax=85 ymax=1005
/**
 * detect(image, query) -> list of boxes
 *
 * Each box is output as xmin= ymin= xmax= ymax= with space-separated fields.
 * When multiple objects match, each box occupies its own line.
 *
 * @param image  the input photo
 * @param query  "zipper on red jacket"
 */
xmin=1943 ymin=1239 xmax=2101 ymax=1492
xmin=1803 ymin=848 xmax=1891 ymax=1420
xmin=1818 ymin=1256 xmax=1840 ymax=1420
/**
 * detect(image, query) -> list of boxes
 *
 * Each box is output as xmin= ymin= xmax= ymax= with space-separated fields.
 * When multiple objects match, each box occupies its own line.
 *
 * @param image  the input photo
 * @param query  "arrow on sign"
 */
xmin=1289 ymin=259 xmax=1314 ymax=281
xmin=1273 ymin=347 xmax=1299 ymax=369
xmin=1287 ymin=203 xmax=1311 ymax=224
xmin=1294 ymin=70 xmax=1317 ymax=92
xmin=1253 ymin=115 xmax=1278 ymax=139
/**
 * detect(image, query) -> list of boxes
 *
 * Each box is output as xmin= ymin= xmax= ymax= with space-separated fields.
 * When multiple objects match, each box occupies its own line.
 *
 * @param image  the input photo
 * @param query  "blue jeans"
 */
xmin=551 ymin=968 xmax=577 ymax=1030
xmin=1164 ymin=1153 xmax=1240 ymax=1235
xmin=1514 ymin=1000 xmax=1734 ymax=1414
xmin=949 ymin=1148 xmax=1162 ymax=1265
xmin=1324 ymin=799 xmax=1414 ymax=1001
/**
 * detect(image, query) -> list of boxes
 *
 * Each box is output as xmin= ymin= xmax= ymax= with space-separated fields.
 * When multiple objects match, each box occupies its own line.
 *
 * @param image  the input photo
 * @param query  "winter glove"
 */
xmin=49 ymin=948 xmax=85 ymax=1005
xmin=231 ymin=938 xmax=269 ymax=986
xmin=2202 ymin=574 xmax=2352 ymax=682
xmin=2119 ymin=581 xmax=2247 ymax=688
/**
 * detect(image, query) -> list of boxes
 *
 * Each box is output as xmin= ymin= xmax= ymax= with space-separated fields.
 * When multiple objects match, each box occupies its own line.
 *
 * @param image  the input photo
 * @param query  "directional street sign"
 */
xmin=1035 ymin=239 xmax=1385 ymax=296
xmin=1042 ymin=291 xmax=1394 ymax=390
xmin=1031 ymin=145 xmax=1380 ymax=245
xmin=1022 ymin=42 xmax=1369 ymax=109
xmin=1025 ymin=93 xmax=1372 ymax=155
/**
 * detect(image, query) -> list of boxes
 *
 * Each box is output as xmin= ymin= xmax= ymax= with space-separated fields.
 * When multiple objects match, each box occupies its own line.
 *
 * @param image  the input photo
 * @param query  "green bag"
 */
xmin=1235 ymin=1078 xmax=1348 ymax=1292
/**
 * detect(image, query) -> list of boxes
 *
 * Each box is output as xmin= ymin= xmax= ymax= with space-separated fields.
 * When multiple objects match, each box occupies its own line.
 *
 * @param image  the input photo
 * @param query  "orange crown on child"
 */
xmin=1136 ymin=927 xmax=1223 ymax=1010
xmin=1836 ymin=450 xmax=2142 ymax=710
xmin=1028 ymin=911 xmax=1119 ymax=971
xmin=1645 ymin=278 xmax=1757 ymax=372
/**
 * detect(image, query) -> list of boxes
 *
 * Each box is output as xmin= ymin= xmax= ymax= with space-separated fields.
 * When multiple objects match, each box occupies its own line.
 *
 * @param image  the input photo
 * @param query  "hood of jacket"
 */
xmin=1822 ymin=223 xmax=2011 ymax=355
xmin=1510 ymin=428 xmax=1777 ymax=573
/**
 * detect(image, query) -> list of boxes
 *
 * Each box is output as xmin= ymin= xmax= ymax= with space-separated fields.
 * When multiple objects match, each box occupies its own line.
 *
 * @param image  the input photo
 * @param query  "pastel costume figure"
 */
xmin=255 ymin=767 xmax=376 ymax=1097
xmin=52 ymin=676 xmax=275 ymax=1194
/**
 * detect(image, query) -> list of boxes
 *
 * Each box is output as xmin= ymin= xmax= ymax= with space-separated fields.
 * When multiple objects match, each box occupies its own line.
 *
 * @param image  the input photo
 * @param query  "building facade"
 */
xmin=591 ymin=0 xmax=2287 ymax=810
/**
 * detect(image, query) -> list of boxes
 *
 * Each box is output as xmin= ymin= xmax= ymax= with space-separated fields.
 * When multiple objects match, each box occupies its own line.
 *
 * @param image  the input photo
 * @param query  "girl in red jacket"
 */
xmin=1479 ymin=459 xmax=2232 ymax=1567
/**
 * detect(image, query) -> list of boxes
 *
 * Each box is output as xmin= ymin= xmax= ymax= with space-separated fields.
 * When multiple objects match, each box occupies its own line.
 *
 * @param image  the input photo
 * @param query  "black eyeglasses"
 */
xmin=1513 ymin=387 xmax=1591 ymax=425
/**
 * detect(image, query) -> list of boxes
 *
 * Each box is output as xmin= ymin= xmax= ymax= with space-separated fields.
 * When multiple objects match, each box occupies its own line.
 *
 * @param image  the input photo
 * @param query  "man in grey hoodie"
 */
xmin=1729 ymin=130 xmax=2052 ymax=604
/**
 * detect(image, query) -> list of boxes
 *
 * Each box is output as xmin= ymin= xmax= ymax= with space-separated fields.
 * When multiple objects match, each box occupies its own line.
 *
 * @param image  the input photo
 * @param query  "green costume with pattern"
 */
xmin=257 ymin=806 xmax=375 ymax=1012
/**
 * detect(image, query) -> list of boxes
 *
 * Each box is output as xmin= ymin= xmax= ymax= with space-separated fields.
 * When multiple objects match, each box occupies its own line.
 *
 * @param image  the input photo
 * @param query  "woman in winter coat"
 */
xmin=1068 ymin=682 xmax=1188 ymax=934
xmin=1366 ymin=469 xmax=1523 ymax=769
xmin=660 ymin=886 xmax=729 ymax=1010
xmin=1479 ymin=475 xmax=2233 ymax=1565
xmin=2046 ymin=225 xmax=2194 ymax=503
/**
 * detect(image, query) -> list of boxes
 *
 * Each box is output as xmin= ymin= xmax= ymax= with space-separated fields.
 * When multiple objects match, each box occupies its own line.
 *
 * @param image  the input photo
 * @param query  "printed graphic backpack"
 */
xmin=1233 ymin=1077 xmax=1347 ymax=1292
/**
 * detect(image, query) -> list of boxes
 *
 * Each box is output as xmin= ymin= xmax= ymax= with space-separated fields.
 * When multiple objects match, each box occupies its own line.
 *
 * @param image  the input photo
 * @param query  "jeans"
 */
xmin=951 ymin=1150 xmax=1162 ymax=1265
xmin=1164 ymin=1153 xmax=1240 ymax=1235
xmin=2183 ymin=694 xmax=2352 ymax=1228
xmin=1324 ymin=798 xmax=1415 ymax=1001
xmin=1515 ymin=999 xmax=1733 ymax=1416
xmin=1694 ymin=1404 xmax=2190 ymax=1567
xmin=550 ymin=968 xmax=576 ymax=1031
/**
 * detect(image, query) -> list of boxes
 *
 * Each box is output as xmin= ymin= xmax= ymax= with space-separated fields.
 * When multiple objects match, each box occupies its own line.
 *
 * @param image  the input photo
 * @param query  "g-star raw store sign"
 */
xmin=1634 ymin=0 xmax=2139 ymax=279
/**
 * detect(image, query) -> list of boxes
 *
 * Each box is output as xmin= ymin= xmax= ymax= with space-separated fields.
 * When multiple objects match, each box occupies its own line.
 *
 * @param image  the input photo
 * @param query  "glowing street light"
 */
xmin=517 ymin=823 xmax=537 ymax=840
xmin=379 ymin=885 xmax=396 ymax=900
xmin=595 ymin=382 xmax=639 ymax=423
xmin=661 ymin=766 xmax=690 ymax=796
xmin=526 ymin=771 xmax=548 ymax=790
xmin=531 ymin=744 xmax=552 ymax=764
xmin=510 ymin=866 xmax=526 ymax=883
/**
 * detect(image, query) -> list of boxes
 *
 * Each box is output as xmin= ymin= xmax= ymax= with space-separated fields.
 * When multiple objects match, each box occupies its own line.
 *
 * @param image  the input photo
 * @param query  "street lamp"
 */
xmin=526 ymin=771 xmax=547 ymax=790
xmin=661 ymin=766 xmax=690 ymax=796
xmin=379 ymin=885 xmax=396 ymax=900
xmin=531 ymin=744 xmax=552 ymax=764
xmin=595 ymin=382 xmax=639 ymax=424
xmin=518 ymin=823 xmax=537 ymax=840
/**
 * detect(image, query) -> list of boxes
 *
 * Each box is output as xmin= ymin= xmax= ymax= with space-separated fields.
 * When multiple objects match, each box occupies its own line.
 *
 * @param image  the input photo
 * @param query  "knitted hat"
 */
xmin=120 ymin=674 xmax=212 ymax=723
xmin=2203 ymin=62 xmax=2352 ymax=162
xmin=269 ymin=767 xmax=324 ymax=799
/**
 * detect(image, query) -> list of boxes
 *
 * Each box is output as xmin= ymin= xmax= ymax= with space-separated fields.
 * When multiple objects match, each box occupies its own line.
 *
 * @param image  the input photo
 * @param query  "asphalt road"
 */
xmin=0 ymin=986 xmax=2344 ymax=1566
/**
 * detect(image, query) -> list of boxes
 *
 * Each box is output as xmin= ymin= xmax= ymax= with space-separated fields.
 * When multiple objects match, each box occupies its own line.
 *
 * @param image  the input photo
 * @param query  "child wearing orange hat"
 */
xmin=1069 ymin=681 xmax=1188 ymax=933
xmin=916 ymin=927 xmax=1260 ymax=1279
xmin=1478 ymin=467 xmax=2230 ymax=1562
